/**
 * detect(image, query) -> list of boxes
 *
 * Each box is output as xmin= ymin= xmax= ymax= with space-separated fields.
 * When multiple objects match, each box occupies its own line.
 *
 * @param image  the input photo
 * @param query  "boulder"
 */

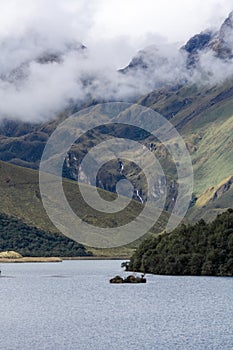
xmin=109 ymin=275 xmax=124 ymax=283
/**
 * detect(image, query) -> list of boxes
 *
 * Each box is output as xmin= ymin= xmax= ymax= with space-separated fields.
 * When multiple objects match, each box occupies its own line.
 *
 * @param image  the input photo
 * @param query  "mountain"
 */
xmin=0 ymin=33 xmax=86 ymax=85
xmin=119 ymin=43 xmax=187 ymax=91
xmin=181 ymin=11 xmax=233 ymax=66
xmin=140 ymin=80 xmax=233 ymax=219
xmin=122 ymin=11 xmax=233 ymax=83
xmin=212 ymin=11 xmax=233 ymax=59
xmin=0 ymin=12 xmax=233 ymax=253
xmin=0 ymin=160 xmax=175 ymax=255
xmin=1 ymin=78 xmax=232 ymax=218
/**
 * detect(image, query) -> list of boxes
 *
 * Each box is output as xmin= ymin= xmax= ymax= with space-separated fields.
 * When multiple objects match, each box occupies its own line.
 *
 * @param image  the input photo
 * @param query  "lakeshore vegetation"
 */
xmin=0 ymin=212 xmax=92 ymax=257
xmin=129 ymin=209 xmax=233 ymax=276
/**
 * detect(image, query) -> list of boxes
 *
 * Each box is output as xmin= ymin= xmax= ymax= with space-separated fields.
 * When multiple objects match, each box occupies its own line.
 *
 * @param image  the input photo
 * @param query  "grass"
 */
xmin=1 ymin=79 xmax=233 ymax=233
xmin=189 ymin=114 xmax=233 ymax=195
xmin=0 ymin=160 xmax=173 ymax=256
xmin=139 ymin=80 xmax=233 ymax=217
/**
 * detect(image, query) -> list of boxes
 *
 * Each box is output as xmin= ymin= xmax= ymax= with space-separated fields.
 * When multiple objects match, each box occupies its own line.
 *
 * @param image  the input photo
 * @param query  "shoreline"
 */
xmin=62 ymin=256 xmax=128 ymax=260
xmin=0 ymin=256 xmax=128 ymax=263
xmin=0 ymin=257 xmax=62 ymax=263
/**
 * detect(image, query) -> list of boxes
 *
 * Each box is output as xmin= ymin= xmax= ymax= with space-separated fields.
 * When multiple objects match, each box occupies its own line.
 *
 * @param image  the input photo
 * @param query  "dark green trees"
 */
xmin=0 ymin=213 xmax=92 ymax=257
xmin=129 ymin=209 xmax=233 ymax=276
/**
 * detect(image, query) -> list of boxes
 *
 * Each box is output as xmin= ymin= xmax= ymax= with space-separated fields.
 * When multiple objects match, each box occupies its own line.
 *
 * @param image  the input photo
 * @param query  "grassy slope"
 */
xmin=139 ymin=80 xmax=233 ymax=217
xmin=182 ymin=97 xmax=233 ymax=196
xmin=0 ymin=160 xmax=172 ymax=256
xmin=188 ymin=185 xmax=233 ymax=222
xmin=1 ymin=80 xmax=233 ymax=233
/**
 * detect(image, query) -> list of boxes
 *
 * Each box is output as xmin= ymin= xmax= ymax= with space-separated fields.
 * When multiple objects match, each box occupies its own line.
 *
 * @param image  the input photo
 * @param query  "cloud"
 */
xmin=0 ymin=0 xmax=233 ymax=122
xmin=191 ymin=51 xmax=233 ymax=86
xmin=90 ymin=0 xmax=233 ymax=43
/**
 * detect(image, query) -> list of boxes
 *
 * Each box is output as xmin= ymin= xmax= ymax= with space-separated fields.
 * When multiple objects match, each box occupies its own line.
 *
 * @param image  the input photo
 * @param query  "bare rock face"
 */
xmin=182 ymin=31 xmax=215 ymax=67
xmin=182 ymin=11 xmax=233 ymax=65
xmin=214 ymin=11 xmax=233 ymax=59
xmin=120 ymin=46 xmax=169 ymax=73
xmin=184 ymin=32 xmax=214 ymax=54
xmin=196 ymin=176 xmax=233 ymax=208
xmin=211 ymin=176 xmax=233 ymax=201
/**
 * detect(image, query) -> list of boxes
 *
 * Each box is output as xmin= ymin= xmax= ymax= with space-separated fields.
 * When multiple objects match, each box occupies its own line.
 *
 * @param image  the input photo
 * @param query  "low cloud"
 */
xmin=0 ymin=30 xmax=188 ymax=121
xmin=0 ymin=1 xmax=233 ymax=122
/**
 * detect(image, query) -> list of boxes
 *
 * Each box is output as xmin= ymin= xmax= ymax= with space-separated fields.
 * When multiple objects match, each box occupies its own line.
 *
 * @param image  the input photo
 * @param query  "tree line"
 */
xmin=129 ymin=209 xmax=233 ymax=276
xmin=0 ymin=212 xmax=92 ymax=257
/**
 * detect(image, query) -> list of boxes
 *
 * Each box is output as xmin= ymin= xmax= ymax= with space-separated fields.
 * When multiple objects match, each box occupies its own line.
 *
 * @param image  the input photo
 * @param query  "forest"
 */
xmin=0 ymin=212 xmax=92 ymax=257
xmin=128 ymin=209 xmax=233 ymax=276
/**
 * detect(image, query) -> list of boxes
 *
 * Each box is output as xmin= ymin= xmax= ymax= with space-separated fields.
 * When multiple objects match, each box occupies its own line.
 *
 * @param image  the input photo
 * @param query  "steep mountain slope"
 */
xmin=139 ymin=79 xmax=233 ymax=196
xmin=0 ymin=80 xmax=232 ymax=221
xmin=0 ymin=12 xmax=233 ymax=226
xmin=188 ymin=178 xmax=233 ymax=222
xmin=0 ymin=160 xmax=175 ymax=254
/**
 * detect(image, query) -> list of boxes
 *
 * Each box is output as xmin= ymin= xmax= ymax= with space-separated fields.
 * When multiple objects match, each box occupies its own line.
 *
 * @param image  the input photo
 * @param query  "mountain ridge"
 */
xmin=0 ymin=11 xmax=233 ymax=237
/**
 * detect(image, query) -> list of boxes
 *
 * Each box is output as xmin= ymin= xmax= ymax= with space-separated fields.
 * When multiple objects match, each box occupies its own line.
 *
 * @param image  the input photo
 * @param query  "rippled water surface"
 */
xmin=0 ymin=260 xmax=232 ymax=350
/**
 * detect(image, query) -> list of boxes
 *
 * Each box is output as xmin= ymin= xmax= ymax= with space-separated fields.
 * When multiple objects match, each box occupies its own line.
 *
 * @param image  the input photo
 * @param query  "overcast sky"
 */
xmin=92 ymin=0 xmax=233 ymax=42
xmin=0 ymin=0 xmax=232 ymax=49
xmin=0 ymin=0 xmax=232 ymax=121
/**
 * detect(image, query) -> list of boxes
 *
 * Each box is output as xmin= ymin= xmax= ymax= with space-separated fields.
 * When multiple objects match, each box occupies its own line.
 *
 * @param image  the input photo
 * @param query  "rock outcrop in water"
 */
xmin=109 ymin=275 xmax=146 ymax=283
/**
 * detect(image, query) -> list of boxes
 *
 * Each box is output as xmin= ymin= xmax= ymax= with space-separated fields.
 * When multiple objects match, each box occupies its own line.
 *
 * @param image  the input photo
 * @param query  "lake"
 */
xmin=0 ymin=260 xmax=232 ymax=350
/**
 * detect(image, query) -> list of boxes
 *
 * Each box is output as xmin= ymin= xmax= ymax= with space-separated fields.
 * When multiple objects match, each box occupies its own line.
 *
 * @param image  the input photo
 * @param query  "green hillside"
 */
xmin=139 ymin=80 xmax=233 ymax=216
xmin=0 ymin=160 xmax=173 ymax=256
xmin=0 ymin=80 xmax=233 ymax=253
xmin=0 ymin=212 xmax=91 ymax=257
xmin=1 ymin=80 xmax=233 ymax=221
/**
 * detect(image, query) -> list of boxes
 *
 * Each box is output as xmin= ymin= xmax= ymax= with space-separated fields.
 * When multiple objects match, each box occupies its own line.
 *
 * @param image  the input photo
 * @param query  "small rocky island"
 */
xmin=110 ymin=274 xmax=146 ymax=284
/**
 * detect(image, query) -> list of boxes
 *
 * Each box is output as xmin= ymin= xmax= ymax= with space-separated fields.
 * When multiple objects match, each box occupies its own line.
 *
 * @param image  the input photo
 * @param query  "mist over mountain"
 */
xmin=0 ymin=3 xmax=233 ymax=262
xmin=0 ymin=11 xmax=233 ymax=122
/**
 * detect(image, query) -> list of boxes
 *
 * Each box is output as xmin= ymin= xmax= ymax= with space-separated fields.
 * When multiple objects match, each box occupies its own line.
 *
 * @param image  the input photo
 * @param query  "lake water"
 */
xmin=0 ymin=260 xmax=232 ymax=350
